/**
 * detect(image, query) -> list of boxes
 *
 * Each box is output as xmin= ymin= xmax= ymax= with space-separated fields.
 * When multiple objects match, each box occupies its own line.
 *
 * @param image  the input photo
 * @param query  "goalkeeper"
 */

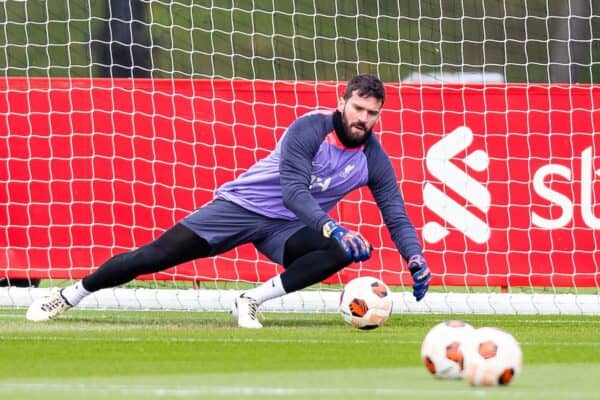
xmin=27 ymin=74 xmax=431 ymax=328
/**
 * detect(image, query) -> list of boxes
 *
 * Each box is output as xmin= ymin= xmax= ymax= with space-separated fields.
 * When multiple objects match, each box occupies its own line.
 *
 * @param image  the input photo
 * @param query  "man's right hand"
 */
xmin=322 ymin=220 xmax=372 ymax=262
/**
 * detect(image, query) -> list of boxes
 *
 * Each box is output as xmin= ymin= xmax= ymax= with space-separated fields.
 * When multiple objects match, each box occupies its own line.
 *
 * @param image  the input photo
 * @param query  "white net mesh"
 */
xmin=0 ymin=1 xmax=599 ymax=314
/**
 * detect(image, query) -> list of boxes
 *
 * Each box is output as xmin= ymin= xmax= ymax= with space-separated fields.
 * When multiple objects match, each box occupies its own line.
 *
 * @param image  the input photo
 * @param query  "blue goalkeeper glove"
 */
xmin=322 ymin=220 xmax=372 ymax=262
xmin=408 ymin=255 xmax=431 ymax=301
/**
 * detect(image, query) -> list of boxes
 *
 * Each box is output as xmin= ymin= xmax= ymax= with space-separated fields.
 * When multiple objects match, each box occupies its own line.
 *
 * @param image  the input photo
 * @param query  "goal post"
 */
xmin=1 ymin=1 xmax=599 ymax=315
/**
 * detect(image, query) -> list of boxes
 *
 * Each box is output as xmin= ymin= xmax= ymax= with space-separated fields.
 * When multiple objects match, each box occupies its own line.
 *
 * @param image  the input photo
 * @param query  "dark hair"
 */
xmin=343 ymin=74 xmax=385 ymax=104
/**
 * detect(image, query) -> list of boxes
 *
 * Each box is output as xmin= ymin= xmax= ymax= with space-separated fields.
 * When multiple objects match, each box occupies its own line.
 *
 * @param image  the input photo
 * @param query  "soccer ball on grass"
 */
xmin=461 ymin=327 xmax=523 ymax=386
xmin=339 ymin=276 xmax=393 ymax=330
xmin=421 ymin=320 xmax=475 ymax=379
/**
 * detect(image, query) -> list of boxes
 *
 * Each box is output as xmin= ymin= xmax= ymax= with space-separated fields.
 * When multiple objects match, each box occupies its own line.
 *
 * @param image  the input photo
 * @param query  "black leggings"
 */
xmin=83 ymin=223 xmax=351 ymax=293
xmin=83 ymin=223 xmax=211 ymax=291
xmin=280 ymin=226 xmax=351 ymax=292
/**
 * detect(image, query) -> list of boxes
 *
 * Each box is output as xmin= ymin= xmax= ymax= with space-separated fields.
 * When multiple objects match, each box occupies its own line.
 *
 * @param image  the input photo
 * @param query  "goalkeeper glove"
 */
xmin=322 ymin=220 xmax=372 ymax=262
xmin=408 ymin=255 xmax=431 ymax=301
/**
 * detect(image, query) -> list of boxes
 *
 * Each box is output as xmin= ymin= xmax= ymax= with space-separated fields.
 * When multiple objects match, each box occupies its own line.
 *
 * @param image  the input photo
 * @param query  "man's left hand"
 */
xmin=408 ymin=255 xmax=431 ymax=301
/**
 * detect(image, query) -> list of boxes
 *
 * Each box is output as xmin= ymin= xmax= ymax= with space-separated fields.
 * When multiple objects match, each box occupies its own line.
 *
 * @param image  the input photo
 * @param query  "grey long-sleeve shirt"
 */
xmin=216 ymin=109 xmax=423 ymax=261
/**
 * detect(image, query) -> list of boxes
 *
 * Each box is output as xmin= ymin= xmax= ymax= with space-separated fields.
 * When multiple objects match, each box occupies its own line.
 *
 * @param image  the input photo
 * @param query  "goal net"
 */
xmin=1 ymin=1 xmax=599 ymax=315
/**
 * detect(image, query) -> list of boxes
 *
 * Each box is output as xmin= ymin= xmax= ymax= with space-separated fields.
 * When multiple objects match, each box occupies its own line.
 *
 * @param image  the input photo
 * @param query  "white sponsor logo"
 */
xmin=422 ymin=126 xmax=491 ymax=244
xmin=532 ymin=146 xmax=599 ymax=229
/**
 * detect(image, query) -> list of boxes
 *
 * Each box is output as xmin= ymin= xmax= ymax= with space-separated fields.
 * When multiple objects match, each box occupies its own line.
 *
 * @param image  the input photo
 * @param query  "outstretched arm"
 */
xmin=366 ymin=140 xmax=431 ymax=300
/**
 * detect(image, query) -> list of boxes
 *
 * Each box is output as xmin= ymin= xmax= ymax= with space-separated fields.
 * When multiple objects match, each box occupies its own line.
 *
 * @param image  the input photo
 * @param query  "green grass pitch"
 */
xmin=1 ymin=308 xmax=599 ymax=400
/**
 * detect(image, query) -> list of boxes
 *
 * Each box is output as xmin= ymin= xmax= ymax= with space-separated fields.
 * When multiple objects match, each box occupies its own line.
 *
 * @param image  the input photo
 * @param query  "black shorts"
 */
xmin=180 ymin=199 xmax=307 ymax=264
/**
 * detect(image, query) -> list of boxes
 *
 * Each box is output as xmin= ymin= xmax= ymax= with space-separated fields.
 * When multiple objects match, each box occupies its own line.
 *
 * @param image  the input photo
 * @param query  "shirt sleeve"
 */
xmin=279 ymin=115 xmax=332 ymax=232
xmin=365 ymin=138 xmax=423 ymax=261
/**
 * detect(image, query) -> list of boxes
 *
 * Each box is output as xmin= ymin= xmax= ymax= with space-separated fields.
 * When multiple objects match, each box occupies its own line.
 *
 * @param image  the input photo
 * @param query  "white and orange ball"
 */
xmin=461 ymin=327 xmax=523 ymax=386
xmin=421 ymin=320 xmax=475 ymax=379
xmin=339 ymin=276 xmax=393 ymax=330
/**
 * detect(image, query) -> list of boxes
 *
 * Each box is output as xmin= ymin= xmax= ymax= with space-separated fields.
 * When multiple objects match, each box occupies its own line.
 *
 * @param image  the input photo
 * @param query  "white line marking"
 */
xmin=0 ymin=335 xmax=599 ymax=347
xmin=0 ymin=382 xmax=596 ymax=398
xmin=0 ymin=335 xmax=423 ymax=344
xmin=2 ymin=312 xmax=600 ymax=325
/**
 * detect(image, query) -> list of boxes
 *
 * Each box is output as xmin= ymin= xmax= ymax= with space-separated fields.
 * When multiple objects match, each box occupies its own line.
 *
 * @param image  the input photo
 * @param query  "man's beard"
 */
xmin=336 ymin=111 xmax=372 ymax=148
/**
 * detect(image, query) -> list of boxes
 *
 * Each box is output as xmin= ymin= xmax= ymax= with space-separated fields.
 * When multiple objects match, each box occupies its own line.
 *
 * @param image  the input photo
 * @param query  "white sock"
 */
xmin=60 ymin=280 xmax=91 ymax=307
xmin=243 ymin=275 xmax=286 ymax=305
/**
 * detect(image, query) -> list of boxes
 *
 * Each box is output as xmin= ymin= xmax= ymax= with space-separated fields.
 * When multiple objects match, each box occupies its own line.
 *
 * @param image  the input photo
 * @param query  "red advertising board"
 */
xmin=1 ymin=78 xmax=598 ymax=287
